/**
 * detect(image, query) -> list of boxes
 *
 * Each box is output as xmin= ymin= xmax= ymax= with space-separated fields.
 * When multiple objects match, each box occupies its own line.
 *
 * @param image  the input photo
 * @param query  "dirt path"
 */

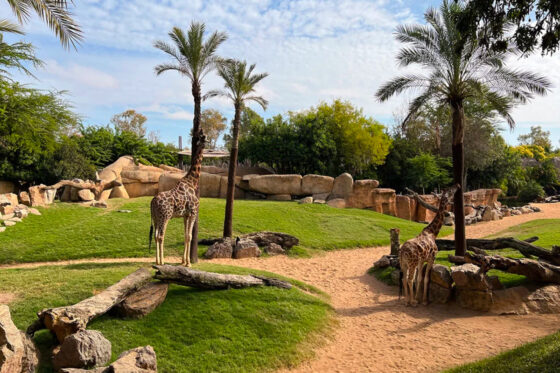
xmin=209 ymin=203 xmax=560 ymax=373
xmin=1 ymin=203 xmax=559 ymax=372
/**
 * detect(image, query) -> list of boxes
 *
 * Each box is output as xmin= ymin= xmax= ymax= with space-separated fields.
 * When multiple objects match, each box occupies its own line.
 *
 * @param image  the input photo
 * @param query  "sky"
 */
xmin=2 ymin=0 xmax=560 ymax=148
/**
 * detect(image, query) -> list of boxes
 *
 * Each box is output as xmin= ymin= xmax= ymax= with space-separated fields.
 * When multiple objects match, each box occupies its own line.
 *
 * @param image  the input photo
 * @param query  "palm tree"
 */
xmin=376 ymin=0 xmax=550 ymax=256
xmin=3 ymin=0 xmax=82 ymax=48
xmin=154 ymin=22 xmax=227 ymax=262
xmin=206 ymin=60 xmax=268 ymax=238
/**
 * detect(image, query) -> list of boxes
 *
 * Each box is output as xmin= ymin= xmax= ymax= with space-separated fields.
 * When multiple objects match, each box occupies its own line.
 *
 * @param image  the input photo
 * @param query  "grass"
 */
xmin=0 ymin=262 xmax=333 ymax=373
xmin=446 ymin=331 xmax=560 ymax=373
xmin=0 ymin=197 xmax=448 ymax=264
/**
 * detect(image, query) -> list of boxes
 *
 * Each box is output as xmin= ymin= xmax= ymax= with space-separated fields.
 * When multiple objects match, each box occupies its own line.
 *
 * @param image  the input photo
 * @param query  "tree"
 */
xmin=198 ymin=108 xmax=226 ymax=148
xmin=110 ymin=109 xmax=148 ymax=138
xmin=406 ymin=153 xmax=452 ymax=193
xmin=223 ymin=107 xmax=264 ymax=148
xmin=2 ymin=0 xmax=82 ymax=48
xmin=154 ymin=22 xmax=227 ymax=262
xmin=376 ymin=0 xmax=550 ymax=256
xmin=0 ymin=33 xmax=42 ymax=79
xmin=518 ymin=125 xmax=552 ymax=152
xmin=206 ymin=59 xmax=268 ymax=238
xmin=459 ymin=0 xmax=560 ymax=55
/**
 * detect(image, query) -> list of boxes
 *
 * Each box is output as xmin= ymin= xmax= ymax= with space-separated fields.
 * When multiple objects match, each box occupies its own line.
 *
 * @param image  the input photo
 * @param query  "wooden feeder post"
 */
xmin=390 ymin=228 xmax=400 ymax=256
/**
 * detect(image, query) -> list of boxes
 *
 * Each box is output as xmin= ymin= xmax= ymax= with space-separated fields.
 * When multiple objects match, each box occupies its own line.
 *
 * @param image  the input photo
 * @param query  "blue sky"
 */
xmin=2 ymin=0 xmax=560 ymax=148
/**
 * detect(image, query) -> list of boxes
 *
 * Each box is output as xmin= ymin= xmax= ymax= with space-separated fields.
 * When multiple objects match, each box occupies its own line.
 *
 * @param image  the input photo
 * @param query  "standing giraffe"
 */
xmin=399 ymin=184 xmax=458 ymax=306
xmin=149 ymin=134 xmax=206 ymax=266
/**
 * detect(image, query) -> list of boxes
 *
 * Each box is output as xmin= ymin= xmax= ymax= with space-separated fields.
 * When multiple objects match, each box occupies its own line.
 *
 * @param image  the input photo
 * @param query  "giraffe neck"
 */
xmin=422 ymin=195 xmax=448 ymax=237
xmin=183 ymin=142 xmax=205 ymax=186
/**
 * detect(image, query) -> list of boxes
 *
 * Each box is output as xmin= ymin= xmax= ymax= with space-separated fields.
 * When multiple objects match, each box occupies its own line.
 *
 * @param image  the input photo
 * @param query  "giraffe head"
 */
xmin=440 ymin=184 xmax=459 ymax=207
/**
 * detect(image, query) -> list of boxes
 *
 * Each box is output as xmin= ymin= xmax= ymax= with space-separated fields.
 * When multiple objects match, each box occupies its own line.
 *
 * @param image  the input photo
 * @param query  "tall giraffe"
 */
xmin=149 ymin=134 xmax=206 ymax=266
xmin=399 ymin=184 xmax=458 ymax=306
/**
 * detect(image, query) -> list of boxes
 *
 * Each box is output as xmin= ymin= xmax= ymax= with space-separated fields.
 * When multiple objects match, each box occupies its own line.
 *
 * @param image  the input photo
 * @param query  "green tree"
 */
xmin=206 ymin=59 xmax=268 ymax=238
xmin=518 ymin=125 xmax=552 ymax=152
xmin=198 ymin=108 xmax=227 ymax=148
xmin=2 ymin=0 xmax=82 ymax=48
xmin=406 ymin=153 xmax=452 ymax=193
xmin=459 ymin=0 xmax=560 ymax=55
xmin=110 ymin=109 xmax=148 ymax=138
xmin=0 ymin=33 xmax=42 ymax=79
xmin=376 ymin=0 xmax=550 ymax=255
xmin=154 ymin=22 xmax=227 ymax=262
xmin=223 ymin=107 xmax=265 ymax=148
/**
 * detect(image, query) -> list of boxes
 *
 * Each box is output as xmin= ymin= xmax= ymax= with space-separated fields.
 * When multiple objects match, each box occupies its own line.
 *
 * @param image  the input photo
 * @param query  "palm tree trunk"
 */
xmin=223 ymin=102 xmax=241 ymax=237
xmin=189 ymin=81 xmax=202 ymax=263
xmin=451 ymin=100 xmax=467 ymax=256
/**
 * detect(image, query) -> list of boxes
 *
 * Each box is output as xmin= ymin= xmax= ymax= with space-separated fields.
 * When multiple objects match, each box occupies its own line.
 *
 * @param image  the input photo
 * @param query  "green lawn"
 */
xmin=0 ymin=262 xmax=332 ymax=373
xmin=0 ymin=197 xmax=446 ymax=264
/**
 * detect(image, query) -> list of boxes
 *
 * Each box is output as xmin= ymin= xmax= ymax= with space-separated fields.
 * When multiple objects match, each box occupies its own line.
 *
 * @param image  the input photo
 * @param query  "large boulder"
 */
xmin=200 ymin=173 xmax=222 ymax=198
xmin=330 ymin=173 xmax=353 ymax=199
xmin=415 ymin=194 xmax=438 ymax=222
xmin=429 ymin=282 xmax=453 ymax=304
xmin=371 ymin=188 xmax=397 ymax=216
xmin=124 ymin=183 xmax=159 ymax=198
xmin=301 ymin=174 xmax=334 ymax=195
xmin=204 ymin=237 xmax=234 ymax=259
xmin=18 ymin=192 xmax=30 ymax=207
xmin=52 ymin=330 xmax=111 ymax=370
xmin=111 ymin=345 xmax=157 ymax=373
xmin=264 ymin=243 xmax=286 ymax=256
xmin=0 ymin=193 xmax=18 ymax=207
xmin=430 ymin=264 xmax=453 ymax=289
xmin=233 ymin=238 xmax=261 ymax=259
xmin=266 ymin=194 xmax=292 ymax=201
xmin=327 ymin=198 xmax=346 ymax=209
xmin=346 ymin=179 xmax=379 ymax=209
xmin=218 ymin=176 xmax=245 ymax=199
xmin=78 ymin=189 xmax=95 ymax=202
xmin=491 ymin=285 xmax=560 ymax=315
xmin=249 ymin=174 xmax=302 ymax=195
xmin=121 ymin=166 xmax=164 ymax=184
xmin=451 ymin=264 xmax=496 ymax=311
xmin=28 ymin=185 xmax=55 ymax=207
xmin=109 ymin=185 xmax=130 ymax=199
xmin=240 ymin=231 xmax=299 ymax=249
xmin=395 ymin=195 xmax=416 ymax=221
xmin=115 ymin=282 xmax=169 ymax=319
xmin=1 ymin=305 xmax=24 ymax=373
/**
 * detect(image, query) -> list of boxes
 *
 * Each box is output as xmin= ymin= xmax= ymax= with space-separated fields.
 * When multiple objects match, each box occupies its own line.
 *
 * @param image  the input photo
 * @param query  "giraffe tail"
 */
xmin=148 ymin=223 xmax=153 ymax=252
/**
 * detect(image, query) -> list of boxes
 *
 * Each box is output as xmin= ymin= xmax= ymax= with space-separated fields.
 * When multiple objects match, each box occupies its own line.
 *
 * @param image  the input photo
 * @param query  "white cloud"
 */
xmin=46 ymin=60 xmax=118 ymax=89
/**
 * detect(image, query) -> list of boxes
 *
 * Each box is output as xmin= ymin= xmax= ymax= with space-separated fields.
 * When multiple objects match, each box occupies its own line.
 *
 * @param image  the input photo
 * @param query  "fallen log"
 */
xmin=462 ymin=252 xmax=560 ymax=284
xmin=40 ymin=177 xmax=122 ymax=201
xmin=436 ymin=237 xmax=560 ymax=265
xmin=153 ymin=265 xmax=292 ymax=290
xmin=404 ymin=188 xmax=438 ymax=212
xmin=36 ymin=268 xmax=152 ymax=342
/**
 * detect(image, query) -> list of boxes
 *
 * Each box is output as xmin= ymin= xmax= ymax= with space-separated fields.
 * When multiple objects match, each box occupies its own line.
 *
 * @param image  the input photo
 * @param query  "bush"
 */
xmin=518 ymin=180 xmax=545 ymax=203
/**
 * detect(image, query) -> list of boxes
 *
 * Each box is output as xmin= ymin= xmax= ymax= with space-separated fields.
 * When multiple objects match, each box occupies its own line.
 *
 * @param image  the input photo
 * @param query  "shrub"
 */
xmin=518 ymin=180 xmax=545 ymax=203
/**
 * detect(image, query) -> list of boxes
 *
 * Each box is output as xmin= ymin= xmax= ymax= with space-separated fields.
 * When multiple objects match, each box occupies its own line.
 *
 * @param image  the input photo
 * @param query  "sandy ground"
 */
xmin=1 ymin=203 xmax=559 ymax=372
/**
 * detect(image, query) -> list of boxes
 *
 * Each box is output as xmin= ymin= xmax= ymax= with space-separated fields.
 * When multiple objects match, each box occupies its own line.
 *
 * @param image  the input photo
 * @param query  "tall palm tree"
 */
xmin=154 ymin=22 xmax=227 ymax=262
xmin=3 ymin=0 xmax=82 ymax=48
xmin=376 ymin=0 xmax=550 ymax=256
xmin=206 ymin=60 xmax=268 ymax=238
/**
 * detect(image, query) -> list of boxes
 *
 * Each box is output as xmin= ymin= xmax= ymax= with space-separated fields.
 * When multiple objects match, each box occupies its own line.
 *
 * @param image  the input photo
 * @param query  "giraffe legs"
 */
xmin=401 ymin=262 xmax=410 ymax=305
xmin=156 ymin=221 xmax=169 ymax=265
xmin=406 ymin=265 xmax=416 ymax=306
xmin=422 ymin=260 xmax=433 ymax=305
xmin=182 ymin=215 xmax=196 ymax=267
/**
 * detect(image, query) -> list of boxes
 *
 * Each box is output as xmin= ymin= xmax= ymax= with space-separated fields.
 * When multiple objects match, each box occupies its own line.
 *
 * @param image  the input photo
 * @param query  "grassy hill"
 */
xmin=0 ymin=197 xmax=447 ymax=264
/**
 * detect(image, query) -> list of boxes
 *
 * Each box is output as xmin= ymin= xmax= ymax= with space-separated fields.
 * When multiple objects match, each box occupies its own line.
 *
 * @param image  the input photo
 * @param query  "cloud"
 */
xmin=46 ymin=60 xmax=119 ymax=89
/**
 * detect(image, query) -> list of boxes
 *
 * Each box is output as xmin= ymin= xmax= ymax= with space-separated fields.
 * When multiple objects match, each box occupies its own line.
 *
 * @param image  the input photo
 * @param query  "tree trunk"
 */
xmin=153 ymin=265 xmax=292 ymax=290
xmin=404 ymin=187 xmax=438 ymax=212
xmin=36 ymin=268 xmax=152 ymax=343
xmin=436 ymin=237 xmax=560 ymax=265
xmin=451 ymin=100 xmax=466 ymax=256
xmin=460 ymin=252 xmax=560 ymax=284
xmin=190 ymin=81 xmax=202 ymax=264
xmin=390 ymin=228 xmax=400 ymax=256
xmin=223 ymin=102 xmax=241 ymax=238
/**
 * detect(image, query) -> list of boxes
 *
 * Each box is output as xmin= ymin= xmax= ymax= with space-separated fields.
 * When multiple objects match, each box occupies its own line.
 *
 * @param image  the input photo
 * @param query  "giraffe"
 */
xmin=399 ymin=184 xmax=459 ymax=306
xmin=149 ymin=134 xmax=206 ymax=266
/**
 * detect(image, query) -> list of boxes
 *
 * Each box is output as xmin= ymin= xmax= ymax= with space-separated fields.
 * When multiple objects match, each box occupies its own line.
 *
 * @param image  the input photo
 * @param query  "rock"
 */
xmin=52 ymin=330 xmax=111 ymax=370
xmin=241 ymin=231 xmax=299 ymax=249
xmin=429 ymin=283 xmax=453 ymax=304
xmin=346 ymin=179 xmax=379 ymax=209
xmin=299 ymin=196 xmax=313 ymax=204
xmin=116 ymin=282 xmax=168 ymax=319
xmin=488 ymin=275 xmax=504 ymax=290
xmin=8 ymin=217 xmax=22 ymax=223
xmin=455 ymin=288 xmax=493 ymax=311
xmin=0 ymin=193 xmax=18 ymax=207
xmin=28 ymin=185 xmax=53 ymax=207
xmin=0 ymin=181 xmax=14 ymax=194
xmin=249 ymin=174 xmax=303 ymax=195
xmin=60 ymin=368 xmax=107 ymax=373
xmin=14 ymin=208 xmax=28 ymax=219
xmin=60 ymin=186 xmax=72 ymax=202
xmin=92 ymin=201 xmax=108 ymax=208
xmin=371 ymin=188 xmax=397 ymax=216
xmin=530 ymin=206 xmax=541 ymax=212
xmin=327 ymin=198 xmax=346 ymax=208
xmin=78 ymin=189 xmax=95 ymax=201
xmin=511 ymin=209 xmax=522 ymax=215
xmin=121 ymin=166 xmax=164 ymax=184
xmin=111 ymin=345 xmax=157 ymax=373
xmin=395 ymin=195 xmax=416 ymax=221
xmin=430 ymin=264 xmax=453 ymax=289
xmin=451 ymin=264 xmax=493 ymax=291
xmin=313 ymin=199 xmax=326 ymax=204
xmin=301 ymin=174 xmax=334 ymax=195
xmin=0 ymin=305 xmax=25 ymax=373
xmin=124 ymin=182 xmax=159 ymax=198
xmin=200 ymin=172 xmax=223 ymax=198
xmin=3 ymin=221 xmax=15 ymax=227
xmin=312 ymin=193 xmax=330 ymax=201
xmin=373 ymin=255 xmax=391 ymax=269
xmin=233 ymin=238 xmax=261 ymax=259
xmin=0 ymin=205 xmax=14 ymax=215
xmin=109 ymin=184 xmax=130 ymax=199
xmin=415 ymin=194 xmax=439 ymax=222
xmin=481 ymin=206 xmax=494 ymax=221
xmin=330 ymin=173 xmax=353 ymax=199
xmin=267 ymin=194 xmax=292 ymax=201
xmin=0 ymin=227 xmax=5 ymax=233
xmin=20 ymin=331 xmax=38 ymax=373
xmin=157 ymin=172 xmax=183 ymax=193
xmin=520 ymin=207 xmax=532 ymax=214
xmin=27 ymin=208 xmax=41 ymax=216
xmin=491 ymin=285 xmax=560 ymax=315
xmin=264 ymin=243 xmax=285 ymax=256
xmin=204 ymin=237 xmax=234 ymax=259
xmin=0 ymin=213 xmax=14 ymax=221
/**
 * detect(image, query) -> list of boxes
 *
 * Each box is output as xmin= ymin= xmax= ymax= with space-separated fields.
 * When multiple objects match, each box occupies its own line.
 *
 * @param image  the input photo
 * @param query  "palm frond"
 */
xmin=0 ymin=19 xmax=23 ymax=34
xmin=375 ymin=75 xmax=429 ymax=102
